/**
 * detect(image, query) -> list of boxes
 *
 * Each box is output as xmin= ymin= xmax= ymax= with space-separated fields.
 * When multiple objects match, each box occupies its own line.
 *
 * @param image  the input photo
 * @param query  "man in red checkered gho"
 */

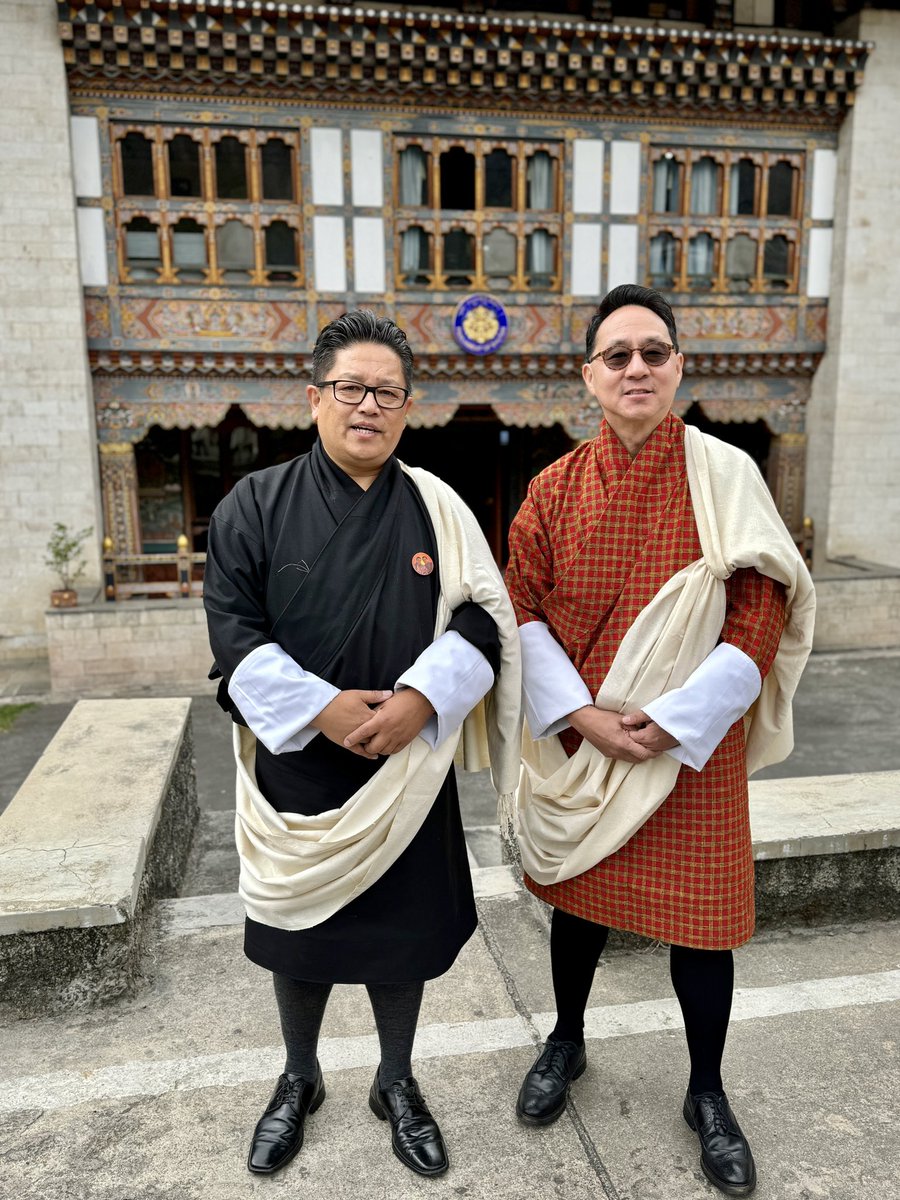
xmin=505 ymin=284 xmax=815 ymax=1198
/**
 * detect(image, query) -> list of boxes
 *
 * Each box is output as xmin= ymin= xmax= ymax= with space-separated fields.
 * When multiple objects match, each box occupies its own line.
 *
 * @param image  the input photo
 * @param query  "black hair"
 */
xmin=311 ymin=309 xmax=414 ymax=391
xmin=584 ymin=285 xmax=679 ymax=361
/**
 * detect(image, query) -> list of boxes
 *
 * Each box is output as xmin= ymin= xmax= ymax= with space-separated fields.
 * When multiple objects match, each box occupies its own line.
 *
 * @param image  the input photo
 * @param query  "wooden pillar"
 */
xmin=767 ymin=431 xmax=808 ymax=540
xmin=99 ymin=442 xmax=142 ymax=556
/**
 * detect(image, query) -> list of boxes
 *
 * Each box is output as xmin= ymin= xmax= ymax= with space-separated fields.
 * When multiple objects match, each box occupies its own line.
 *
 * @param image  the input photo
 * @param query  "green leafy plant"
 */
xmin=44 ymin=522 xmax=93 ymax=591
xmin=0 ymin=703 xmax=37 ymax=734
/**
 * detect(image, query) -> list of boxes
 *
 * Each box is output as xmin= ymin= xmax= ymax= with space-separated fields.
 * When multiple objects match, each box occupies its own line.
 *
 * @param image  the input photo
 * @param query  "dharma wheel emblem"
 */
xmin=452 ymin=295 xmax=509 ymax=356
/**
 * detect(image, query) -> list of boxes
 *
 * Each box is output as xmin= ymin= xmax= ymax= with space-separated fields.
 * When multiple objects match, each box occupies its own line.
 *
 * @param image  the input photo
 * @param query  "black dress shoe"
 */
xmin=368 ymin=1073 xmax=449 ymax=1176
xmin=516 ymin=1037 xmax=587 ymax=1126
xmin=247 ymin=1065 xmax=326 ymax=1174
xmin=683 ymin=1089 xmax=757 ymax=1197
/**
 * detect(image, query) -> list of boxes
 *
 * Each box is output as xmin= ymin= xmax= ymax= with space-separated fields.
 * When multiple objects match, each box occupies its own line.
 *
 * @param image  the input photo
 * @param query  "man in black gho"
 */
xmin=204 ymin=310 xmax=520 ymax=1180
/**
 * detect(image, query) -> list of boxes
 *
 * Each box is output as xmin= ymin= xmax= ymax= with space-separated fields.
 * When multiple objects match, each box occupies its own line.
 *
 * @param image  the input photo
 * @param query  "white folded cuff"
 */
xmin=228 ymin=642 xmax=339 ymax=754
xmin=519 ymin=621 xmax=593 ymax=740
xmin=394 ymin=630 xmax=495 ymax=750
xmin=641 ymin=642 xmax=762 ymax=771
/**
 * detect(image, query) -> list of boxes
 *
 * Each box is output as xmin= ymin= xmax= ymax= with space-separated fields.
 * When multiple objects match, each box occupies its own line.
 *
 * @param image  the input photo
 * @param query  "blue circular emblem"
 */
xmin=452 ymin=295 xmax=509 ymax=356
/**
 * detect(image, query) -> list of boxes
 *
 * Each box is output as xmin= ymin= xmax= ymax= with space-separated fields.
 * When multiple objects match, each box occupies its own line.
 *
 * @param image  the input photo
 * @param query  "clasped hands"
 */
xmin=311 ymin=688 xmax=435 ymax=761
xmin=567 ymin=705 xmax=679 ymax=763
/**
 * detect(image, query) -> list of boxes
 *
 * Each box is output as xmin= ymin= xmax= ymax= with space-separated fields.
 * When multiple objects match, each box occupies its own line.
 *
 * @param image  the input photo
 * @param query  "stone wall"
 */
xmin=46 ymin=601 xmax=213 ymax=700
xmin=0 ymin=0 xmax=102 ymax=661
xmin=812 ymin=573 xmax=900 ymax=652
xmin=806 ymin=10 xmax=900 ymax=570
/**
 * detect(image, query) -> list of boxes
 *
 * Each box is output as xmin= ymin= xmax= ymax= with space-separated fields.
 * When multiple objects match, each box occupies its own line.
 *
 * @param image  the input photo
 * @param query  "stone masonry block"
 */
xmin=0 ymin=700 xmax=199 ymax=1015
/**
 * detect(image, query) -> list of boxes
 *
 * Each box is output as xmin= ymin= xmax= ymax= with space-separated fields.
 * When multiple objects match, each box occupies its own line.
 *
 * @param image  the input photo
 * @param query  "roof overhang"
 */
xmin=58 ymin=1 xmax=871 ymax=122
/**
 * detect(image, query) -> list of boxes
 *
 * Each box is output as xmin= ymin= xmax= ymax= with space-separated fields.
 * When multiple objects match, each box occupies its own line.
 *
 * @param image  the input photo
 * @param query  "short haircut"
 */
xmin=584 ymin=285 xmax=679 ymax=361
xmin=311 ymin=309 xmax=415 ymax=391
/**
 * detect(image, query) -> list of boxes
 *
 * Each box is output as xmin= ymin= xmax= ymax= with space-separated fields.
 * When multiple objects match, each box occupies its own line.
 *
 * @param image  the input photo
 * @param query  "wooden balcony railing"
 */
xmin=102 ymin=534 xmax=206 ymax=601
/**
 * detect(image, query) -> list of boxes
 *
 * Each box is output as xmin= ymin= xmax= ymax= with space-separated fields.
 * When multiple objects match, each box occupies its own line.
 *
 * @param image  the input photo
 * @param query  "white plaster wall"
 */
xmin=352 ymin=217 xmax=386 ymax=293
xmin=810 ymin=148 xmax=837 ymax=221
xmin=609 ymin=141 xmax=641 ymax=215
xmin=313 ymin=215 xmax=347 ymax=292
xmin=0 ymin=0 xmax=102 ymax=660
xmin=806 ymin=227 xmax=832 ymax=299
xmin=310 ymin=127 xmax=344 ymax=206
xmin=570 ymin=224 xmax=602 ymax=297
xmin=75 ymin=208 xmax=109 ymax=287
xmin=607 ymin=224 xmax=639 ymax=289
xmin=805 ymin=11 xmax=900 ymax=568
xmin=572 ymin=140 xmax=604 ymax=215
xmin=70 ymin=116 xmax=102 ymax=199
xmin=351 ymin=129 xmax=383 ymax=208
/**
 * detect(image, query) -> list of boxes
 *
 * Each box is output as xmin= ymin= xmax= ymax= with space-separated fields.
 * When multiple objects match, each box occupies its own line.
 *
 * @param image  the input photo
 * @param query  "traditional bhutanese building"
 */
xmin=2 ymin=1 xmax=899 ymax=693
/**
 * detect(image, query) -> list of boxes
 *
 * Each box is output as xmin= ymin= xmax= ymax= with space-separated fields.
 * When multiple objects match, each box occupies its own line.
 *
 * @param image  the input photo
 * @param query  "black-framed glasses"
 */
xmin=586 ymin=342 xmax=677 ymax=371
xmin=315 ymin=379 xmax=411 ymax=409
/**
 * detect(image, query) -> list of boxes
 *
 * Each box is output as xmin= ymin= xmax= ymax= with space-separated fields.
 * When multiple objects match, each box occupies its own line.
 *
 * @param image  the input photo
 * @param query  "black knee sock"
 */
xmin=272 ymin=973 xmax=333 ymax=1079
xmin=367 ymin=981 xmax=425 ymax=1086
xmin=669 ymin=944 xmax=734 ymax=1096
xmin=549 ymin=907 xmax=609 ymax=1045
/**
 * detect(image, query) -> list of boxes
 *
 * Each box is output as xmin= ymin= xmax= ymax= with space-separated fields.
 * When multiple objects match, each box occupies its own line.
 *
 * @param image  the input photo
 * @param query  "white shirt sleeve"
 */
xmin=227 ymin=642 xmax=339 ymax=755
xmin=394 ymin=630 xmax=495 ymax=750
xmin=641 ymin=642 xmax=762 ymax=772
xmin=519 ymin=621 xmax=593 ymax=740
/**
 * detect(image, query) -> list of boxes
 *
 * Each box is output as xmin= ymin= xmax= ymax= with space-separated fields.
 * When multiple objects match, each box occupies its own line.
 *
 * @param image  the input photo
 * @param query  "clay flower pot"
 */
xmin=50 ymin=589 xmax=79 ymax=608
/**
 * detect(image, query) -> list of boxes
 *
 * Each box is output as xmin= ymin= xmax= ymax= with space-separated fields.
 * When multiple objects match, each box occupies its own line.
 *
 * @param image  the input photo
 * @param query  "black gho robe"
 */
xmin=204 ymin=440 xmax=499 ymax=982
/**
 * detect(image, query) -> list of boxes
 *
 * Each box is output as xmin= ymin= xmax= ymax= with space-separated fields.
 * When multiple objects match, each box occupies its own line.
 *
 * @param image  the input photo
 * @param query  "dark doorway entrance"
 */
xmin=135 ymin=405 xmax=575 ymax=564
xmin=682 ymin=403 xmax=772 ymax=478
xmin=134 ymin=407 xmax=316 ymax=553
xmin=400 ymin=406 xmax=574 ymax=563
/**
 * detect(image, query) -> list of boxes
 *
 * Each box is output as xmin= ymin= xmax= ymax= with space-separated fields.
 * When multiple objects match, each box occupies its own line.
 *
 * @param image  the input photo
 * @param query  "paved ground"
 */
xmin=1 ymin=874 xmax=898 ymax=1199
xmin=3 ymin=650 xmax=900 ymax=822
xmin=1 ymin=651 xmax=899 ymax=1198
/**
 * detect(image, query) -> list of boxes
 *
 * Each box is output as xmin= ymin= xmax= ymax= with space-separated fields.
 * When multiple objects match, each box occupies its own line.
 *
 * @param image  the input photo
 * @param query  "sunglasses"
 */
xmin=586 ymin=342 xmax=677 ymax=371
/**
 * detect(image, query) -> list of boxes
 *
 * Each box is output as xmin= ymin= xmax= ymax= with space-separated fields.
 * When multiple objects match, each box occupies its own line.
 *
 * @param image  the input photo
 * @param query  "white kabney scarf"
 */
xmin=517 ymin=425 xmax=816 ymax=887
xmin=233 ymin=464 xmax=522 ymax=930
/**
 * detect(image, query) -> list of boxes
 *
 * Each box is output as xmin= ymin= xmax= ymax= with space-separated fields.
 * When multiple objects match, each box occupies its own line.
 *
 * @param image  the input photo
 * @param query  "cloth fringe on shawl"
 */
xmin=234 ymin=464 xmax=522 ymax=931
xmin=517 ymin=425 xmax=816 ymax=888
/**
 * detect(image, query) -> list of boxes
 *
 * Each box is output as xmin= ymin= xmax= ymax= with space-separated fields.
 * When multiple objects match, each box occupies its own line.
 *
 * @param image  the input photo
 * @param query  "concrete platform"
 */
xmin=0 ymin=699 xmax=199 ymax=1012
xmin=750 ymin=771 xmax=900 ymax=927
xmin=0 ymin=872 xmax=897 ymax=1200
xmin=750 ymin=771 xmax=900 ymax=858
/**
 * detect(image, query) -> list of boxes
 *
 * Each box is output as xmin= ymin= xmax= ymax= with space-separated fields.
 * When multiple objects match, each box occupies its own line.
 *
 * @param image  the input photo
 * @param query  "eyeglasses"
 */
xmin=586 ymin=342 xmax=677 ymax=371
xmin=315 ymin=379 xmax=410 ymax=410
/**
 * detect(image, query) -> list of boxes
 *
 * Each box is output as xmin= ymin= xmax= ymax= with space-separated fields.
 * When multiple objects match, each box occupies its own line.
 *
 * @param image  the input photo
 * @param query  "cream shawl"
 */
xmin=234 ymin=464 xmax=522 ymax=930
xmin=517 ymin=425 xmax=816 ymax=887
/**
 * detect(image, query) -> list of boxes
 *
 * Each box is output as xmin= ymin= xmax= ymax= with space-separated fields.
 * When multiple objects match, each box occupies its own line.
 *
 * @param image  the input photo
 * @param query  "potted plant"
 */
xmin=45 ymin=522 xmax=93 ymax=608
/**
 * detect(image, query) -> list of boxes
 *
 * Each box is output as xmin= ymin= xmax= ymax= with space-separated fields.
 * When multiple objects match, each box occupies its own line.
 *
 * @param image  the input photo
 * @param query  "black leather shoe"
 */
xmin=516 ymin=1037 xmax=587 ymax=1126
xmin=247 ymin=1065 xmax=326 ymax=1174
xmin=683 ymin=1089 xmax=757 ymax=1197
xmin=368 ymin=1073 xmax=449 ymax=1176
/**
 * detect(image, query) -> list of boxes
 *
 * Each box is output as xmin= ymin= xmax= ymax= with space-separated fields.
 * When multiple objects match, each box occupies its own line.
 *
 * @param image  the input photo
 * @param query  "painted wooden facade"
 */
xmin=58 ymin=0 xmax=869 ymax=561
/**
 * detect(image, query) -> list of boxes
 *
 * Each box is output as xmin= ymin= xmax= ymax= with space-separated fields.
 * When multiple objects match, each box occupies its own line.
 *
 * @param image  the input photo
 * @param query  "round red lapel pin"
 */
xmin=411 ymin=552 xmax=434 ymax=576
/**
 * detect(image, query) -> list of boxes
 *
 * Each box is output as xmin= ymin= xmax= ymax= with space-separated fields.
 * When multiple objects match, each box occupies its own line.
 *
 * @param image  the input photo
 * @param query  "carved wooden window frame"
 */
xmin=110 ymin=122 xmax=304 ymax=288
xmin=646 ymin=146 xmax=804 ymax=295
xmin=393 ymin=135 xmax=563 ymax=292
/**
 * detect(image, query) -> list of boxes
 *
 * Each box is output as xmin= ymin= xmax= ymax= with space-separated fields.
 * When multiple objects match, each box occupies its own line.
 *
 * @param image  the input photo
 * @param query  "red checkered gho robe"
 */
xmin=505 ymin=413 xmax=787 ymax=950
